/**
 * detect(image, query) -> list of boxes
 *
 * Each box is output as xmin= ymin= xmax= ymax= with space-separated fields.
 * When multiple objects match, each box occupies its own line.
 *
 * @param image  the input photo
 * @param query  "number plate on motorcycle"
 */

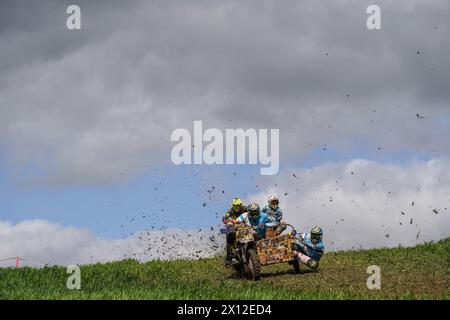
xmin=236 ymin=226 xmax=255 ymax=243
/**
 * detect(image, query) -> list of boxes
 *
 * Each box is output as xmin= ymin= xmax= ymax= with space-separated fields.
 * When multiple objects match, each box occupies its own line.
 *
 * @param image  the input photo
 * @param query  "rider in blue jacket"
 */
xmin=292 ymin=226 xmax=324 ymax=269
xmin=236 ymin=203 xmax=277 ymax=240
xmin=261 ymin=196 xmax=286 ymax=234
xmin=262 ymin=196 xmax=283 ymax=222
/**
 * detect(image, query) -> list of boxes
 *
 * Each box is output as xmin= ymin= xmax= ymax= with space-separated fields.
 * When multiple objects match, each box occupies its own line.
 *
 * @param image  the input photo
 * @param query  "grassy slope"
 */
xmin=0 ymin=238 xmax=449 ymax=300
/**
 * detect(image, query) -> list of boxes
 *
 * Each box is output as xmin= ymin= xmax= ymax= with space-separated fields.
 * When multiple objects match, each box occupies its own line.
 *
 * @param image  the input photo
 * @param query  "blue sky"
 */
xmin=0 ymin=158 xmax=261 ymax=238
xmin=0 ymin=140 xmax=442 ymax=240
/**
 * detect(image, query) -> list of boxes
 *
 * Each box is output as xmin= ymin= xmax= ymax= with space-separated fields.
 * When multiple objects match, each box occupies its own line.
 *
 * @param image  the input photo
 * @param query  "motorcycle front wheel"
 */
xmin=245 ymin=249 xmax=261 ymax=281
xmin=233 ymin=263 xmax=245 ymax=279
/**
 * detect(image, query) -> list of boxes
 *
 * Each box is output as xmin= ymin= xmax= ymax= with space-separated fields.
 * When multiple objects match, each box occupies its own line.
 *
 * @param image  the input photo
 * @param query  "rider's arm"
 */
xmin=263 ymin=215 xmax=278 ymax=229
xmin=276 ymin=208 xmax=283 ymax=221
xmin=300 ymin=236 xmax=324 ymax=253
xmin=314 ymin=241 xmax=324 ymax=253
xmin=235 ymin=213 xmax=246 ymax=224
xmin=222 ymin=212 xmax=230 ymax=224
xmin=297 ymin=233 xmax=306 ymax=240
xmin=265 ymin=214 xmax=276 ymax=224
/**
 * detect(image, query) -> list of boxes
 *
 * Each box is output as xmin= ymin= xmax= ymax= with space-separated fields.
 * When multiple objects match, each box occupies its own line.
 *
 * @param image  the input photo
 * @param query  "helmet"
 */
xmin=311 ymin=226 xmax=323 ymax=244
xmin=268 ymin=196 xmax=279 ymax=210
xmin=231 ymin=198 xmax=243 ymax=211
xmin=247 ymin=202 xmax=260 ymax=219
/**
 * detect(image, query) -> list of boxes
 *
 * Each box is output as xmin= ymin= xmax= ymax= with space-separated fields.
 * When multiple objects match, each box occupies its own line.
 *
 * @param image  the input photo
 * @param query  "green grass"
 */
xmin=1 ymin=238 xmax=449 ymax=300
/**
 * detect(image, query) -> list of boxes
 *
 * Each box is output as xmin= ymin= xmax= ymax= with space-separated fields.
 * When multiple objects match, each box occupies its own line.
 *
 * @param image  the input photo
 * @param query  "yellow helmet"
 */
xmin=232 ymin=198 xmax=243 ymax=209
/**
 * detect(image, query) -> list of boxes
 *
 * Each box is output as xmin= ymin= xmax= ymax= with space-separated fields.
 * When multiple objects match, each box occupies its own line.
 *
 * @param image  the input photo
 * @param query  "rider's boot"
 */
xmin=225 ymin=256 xmax=232 ymax=268
xmin=225 ymin=247 xmax=234 ymax=267
xmin=306 ymin=258 xmax=318 ymax=269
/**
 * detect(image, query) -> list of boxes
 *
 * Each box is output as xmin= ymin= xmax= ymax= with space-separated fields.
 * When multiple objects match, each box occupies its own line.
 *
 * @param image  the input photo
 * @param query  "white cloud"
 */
xmin=248 ymin=158 xmax=450 ymax=250
xmin=0 ymin=219 xmax=222 ymax=267
xmin=1 ymin=158 xmax=448 ymax=268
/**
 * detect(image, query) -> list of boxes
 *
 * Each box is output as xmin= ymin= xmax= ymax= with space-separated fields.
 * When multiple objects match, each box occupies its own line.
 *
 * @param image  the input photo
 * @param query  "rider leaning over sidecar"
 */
xmin=262 ymin=196 xmax=287 ymax=234
xmin=291 ymin=226 xmax=324 ymax=269
xmin=222 ymin=198 xmax=248 ymax=265
xmin=235 ymin=203 xmax=277 ymax=240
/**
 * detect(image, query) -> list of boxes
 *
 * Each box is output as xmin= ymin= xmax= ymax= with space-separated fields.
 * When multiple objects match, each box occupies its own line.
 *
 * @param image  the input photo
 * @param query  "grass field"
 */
xmin=0 ymin=238 xmax=448 ymax=300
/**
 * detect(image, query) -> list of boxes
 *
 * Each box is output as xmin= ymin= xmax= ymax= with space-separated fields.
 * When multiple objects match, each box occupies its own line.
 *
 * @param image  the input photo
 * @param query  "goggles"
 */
xmin=249 ymin=210 xmax=259 ymax=217
xmin=311 ymin=234 xmax=322 ymax=241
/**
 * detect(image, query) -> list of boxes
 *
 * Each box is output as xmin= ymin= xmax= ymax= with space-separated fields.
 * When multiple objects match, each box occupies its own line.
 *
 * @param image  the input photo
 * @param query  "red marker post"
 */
xmin=15 ymin=256 xmax=20 ymax=268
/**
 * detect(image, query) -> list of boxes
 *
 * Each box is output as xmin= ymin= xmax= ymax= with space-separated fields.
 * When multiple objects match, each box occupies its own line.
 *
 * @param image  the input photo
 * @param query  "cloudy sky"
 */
xmin=0 ymin=0 xmax=449 ymax=266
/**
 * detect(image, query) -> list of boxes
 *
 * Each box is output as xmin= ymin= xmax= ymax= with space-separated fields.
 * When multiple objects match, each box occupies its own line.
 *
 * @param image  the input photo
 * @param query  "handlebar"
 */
xmin=220 ymin=223 xmax=250 ymax=234
xmin=221 ymin=222 xmax=298 ymax=236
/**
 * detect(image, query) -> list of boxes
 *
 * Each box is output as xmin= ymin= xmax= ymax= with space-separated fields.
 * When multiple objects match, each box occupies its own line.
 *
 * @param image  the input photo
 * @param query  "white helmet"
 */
xmin=268 ymin=196 xmax=279 ymax=210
